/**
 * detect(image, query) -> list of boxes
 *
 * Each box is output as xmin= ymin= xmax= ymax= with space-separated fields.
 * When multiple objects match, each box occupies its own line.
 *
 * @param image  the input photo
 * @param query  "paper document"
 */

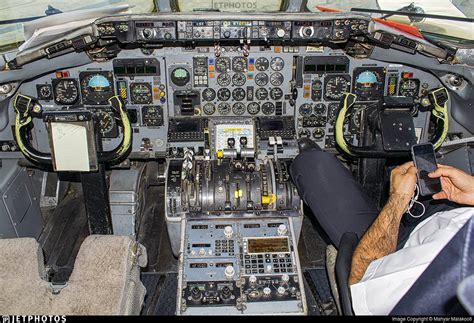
xmin=50 ymin=122 xmax=90 ymax=172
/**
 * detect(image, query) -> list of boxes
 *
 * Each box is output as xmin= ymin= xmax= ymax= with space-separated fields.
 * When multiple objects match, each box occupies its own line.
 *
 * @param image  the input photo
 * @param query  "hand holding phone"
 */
xmin=411 ymin=143 xmax=442 ymax=196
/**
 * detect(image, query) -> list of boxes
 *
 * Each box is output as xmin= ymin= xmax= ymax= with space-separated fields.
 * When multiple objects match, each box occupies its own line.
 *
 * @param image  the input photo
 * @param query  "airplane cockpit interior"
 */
xmin=0 ymin=0 xmax=473 ymax=317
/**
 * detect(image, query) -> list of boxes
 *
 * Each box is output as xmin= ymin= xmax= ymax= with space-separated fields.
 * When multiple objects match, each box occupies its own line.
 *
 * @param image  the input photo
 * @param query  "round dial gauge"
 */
xmin=217 ymin=102 xmax=231 ymax=115
xmin=232 ymin=88 xmax=246 ymax=101
xmin=313 ymin=128 xmax=325 ymax=140
xmin=270 ymin=57 xmax=284 ymax=71
xmin=171 ymin=67 xmax=190 ymax=86
xmin=314 ymin=103 xmax=326 ymax=115
xmin=324 ymin=75 xmax=351 ymax=101
xmin=399 ymin=79 xmax=420 ymax=97
xmin=247 ymin=102 xmax=260 ymax=115
xmin=216 ymin=57 xmax=231 ymax=73
xmin=53 ymin=79 xmax=79 ymax=105
xmin=80 ymin=72 xmax=114 ymax=105
xmin=255 ymin=57 xmax=269 ymax=71
xmin=217 ymin=73 xmax=231 ymax=87
xmin=232 ymin=73 xmax=246 ymax=86
xmin=255 ymin=88 xmax=268 ymax=100
xmin=203 ymin=103 xmax=216 ymax=115
xmin=270 ymin=87 xmax=283 ymax=100
xmin=37 ymin=84 xmax=53 ymax=100
xmin=232 ymin=57 xmax=248 ymax=72
xmin=96 ymin=111 xmax=115 ymax=135
xmin=262 ymin=102 xmax=275 ymax=115
xmin=130 ymin=83 xmax=153 ymax=104
xmin=353 ymin=68 xmax=385 ymax=100
xmin=232 ymin=102 xmax=246 ymax=115
xmin=202 ymin=88 xmax=216 ymax=101
xmin=270 ymin=72 xmax=284 ymax=86
xmin=299 ymin=103 xmax=312 ymax=116
xmin=255 ymin=73 xmax=269 ymax=86
xmin=217 ymin=88 xmax=231 ymax=101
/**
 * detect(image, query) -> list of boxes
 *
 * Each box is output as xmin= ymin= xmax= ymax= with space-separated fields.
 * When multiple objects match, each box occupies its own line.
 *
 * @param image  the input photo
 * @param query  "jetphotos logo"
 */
xmin=2 ymin=316 xmax=66 ymax=323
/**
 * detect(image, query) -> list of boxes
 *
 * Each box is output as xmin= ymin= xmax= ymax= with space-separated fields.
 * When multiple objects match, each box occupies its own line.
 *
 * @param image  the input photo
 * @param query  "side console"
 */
xmin=177 ymin=218 xmax=307 ymax=315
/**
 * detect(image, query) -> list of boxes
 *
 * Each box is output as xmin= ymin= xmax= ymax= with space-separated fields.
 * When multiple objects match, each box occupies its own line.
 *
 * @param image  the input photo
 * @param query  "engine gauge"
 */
xmin=255 ymin=73 xmax=269 ymax=86
xmin=270 ymin=87 xmax=283 ymax=100
xmin=232 ymin=57 xmax=248 ymax=72
xmin=327 ymin=103 xmax=340 ymax=124
xmin=255 ymin=88 xmax=268 ymax=100
xmin=203 ymin=103 xmax=216 ymax=115
xmin=232 ymin=102 xmax=246 ymax=115
xmin=202 ymin=88 xmax=216 ymax=101
xmin=36 ymin=84 xmax=53 ymax=100
xmin=270 ymin=72 xmax=284 ymax=86
xmin=53 ymin=79 xmax=79 ymax=105
xmin=255 ymin=57 xmax=269 ymax=71
xmin=130 ymin=82 xmax=153 ymax=104
xmin=217 ymin=88 xmax=231 ymax=101
xmin=314 ymin=103 xmax=326 ymax=115
xmin=247 ymin=102 xmax=260 ymax=115
xmin=232 ymin=88 xmax=246 ymax=101
xmin=171 ymin=67 xmax=191 ymax=86
xmin=216 ymin=57 xmax=231 ymax=73
xmin=262 ymin=102 xmax=275 ymax=115
xmin=313 ymin=128 xmax=325 ymax=140
xmin=299 ymin=103 xmax=312 ymax=116
xmin=95 ymin=111 xmax=116 ymax=136
xmin=270 ymin=57 xmax=284 ymax=71
xmin=217 ymin=102 xmax=231 ymax=115
xmin=324 ymin=75 xmax=351 ymax=101
xmin=353 ymin=67 xmax=385 ymax=101
xmin=232 ymin=73 xmax=246 ymax=86
xmin=217 ymin=73 xmax=231 ymax=87
xmin=80 ymin=72 xmax=114 ymax=105
xmin=399 ymin=78 xmax=420 ymax=97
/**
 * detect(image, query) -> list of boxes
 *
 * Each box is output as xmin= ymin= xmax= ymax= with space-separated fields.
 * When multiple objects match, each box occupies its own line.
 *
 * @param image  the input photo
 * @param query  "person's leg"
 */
xmin=290 ymin=147 xmax=379 ymax=246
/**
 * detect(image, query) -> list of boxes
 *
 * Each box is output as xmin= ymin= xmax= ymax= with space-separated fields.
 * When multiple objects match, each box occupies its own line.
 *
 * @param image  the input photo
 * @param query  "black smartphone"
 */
xmin=411 ymin=143 xmax=442 ymax=196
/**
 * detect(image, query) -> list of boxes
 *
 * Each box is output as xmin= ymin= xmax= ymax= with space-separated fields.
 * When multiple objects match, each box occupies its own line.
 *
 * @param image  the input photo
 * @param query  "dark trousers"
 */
xmin=289 ymin=148 xmax=457 ymax=248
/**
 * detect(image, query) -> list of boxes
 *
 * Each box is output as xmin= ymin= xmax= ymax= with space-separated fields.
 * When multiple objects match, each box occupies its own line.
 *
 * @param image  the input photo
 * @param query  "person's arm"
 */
xmin=349 ymin=162 xmax=417 ymax=285
xmin=428 ymin=164 xmax=474 ymax=206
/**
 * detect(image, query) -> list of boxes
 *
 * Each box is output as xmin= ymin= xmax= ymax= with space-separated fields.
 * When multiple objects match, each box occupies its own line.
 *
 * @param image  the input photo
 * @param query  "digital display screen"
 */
xmin=176 ymin=121 xmax=199 ymax=132
xmin=192 ymin=243 xmax=211 ymax=248
xmin=216 ymin=263 xmax=233 ymax=268
xmin=190 ymin=263 xmax=208 ymax=268
xmin=260 ymin=120 xmax=284 ymax=131
xmin=247 ymin=237 xmax=289 ymax=254
xmin=191 ymin=225 xmax=209 ymax=230
xmin=244 ymin=224 xmax=260 ymax=228
xmin=215 ymin=224 xmax=231 ymax=229
xmin=267 ymin=223 xmax=284 ymax=228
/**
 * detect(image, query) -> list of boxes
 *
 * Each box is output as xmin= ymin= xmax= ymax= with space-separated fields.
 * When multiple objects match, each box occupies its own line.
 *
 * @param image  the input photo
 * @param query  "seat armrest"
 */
xmin=335 ymin=232 xmax=359 ymax=316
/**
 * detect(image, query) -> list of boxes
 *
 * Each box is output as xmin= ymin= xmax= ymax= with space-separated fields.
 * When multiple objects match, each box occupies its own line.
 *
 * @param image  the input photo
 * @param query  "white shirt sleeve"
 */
xmin=350 ymin=207 xmax=474 ymax=315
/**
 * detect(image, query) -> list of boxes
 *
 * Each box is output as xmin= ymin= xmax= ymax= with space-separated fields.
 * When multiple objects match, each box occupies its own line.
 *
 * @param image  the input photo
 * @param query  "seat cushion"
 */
xmin=0 ymin=238 xmax=52 ymax=314
xmin=52 ymin=235 xmax=147 ymax=315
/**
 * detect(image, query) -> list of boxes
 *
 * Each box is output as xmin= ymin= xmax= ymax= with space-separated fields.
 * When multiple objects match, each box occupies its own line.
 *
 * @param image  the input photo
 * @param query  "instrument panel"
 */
xmin=5 ymin=39 xmax=441 ymax=157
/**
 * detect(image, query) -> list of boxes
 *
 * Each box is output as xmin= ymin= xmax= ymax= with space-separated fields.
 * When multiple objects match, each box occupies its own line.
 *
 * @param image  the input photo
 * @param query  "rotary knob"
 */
xmin=142 ymin=28 xmax=154 ymax=39
xmin=249 ymin=275 xmax=257 ymax=284
xmin=263 ymin=287 xmax=271 ymax=296
xmin=225 ymin=265 xmax=235 ymax=279
xmin=223 ymin=30 xmax=231 ymax=38
xmin=276 ymin=28 xmax=286 ymax=38
xmin=277 ymin=286 xmax=286 ymax=295
xmin=199 ymin=248 xmax=206 ymax=256
xmin=224 ymin=225 xmax=233 ymax=239
xmin=281 ymin=274 xmax=290 ymax=283
xmin=277 ymin=224 xmax=288 ymax=236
